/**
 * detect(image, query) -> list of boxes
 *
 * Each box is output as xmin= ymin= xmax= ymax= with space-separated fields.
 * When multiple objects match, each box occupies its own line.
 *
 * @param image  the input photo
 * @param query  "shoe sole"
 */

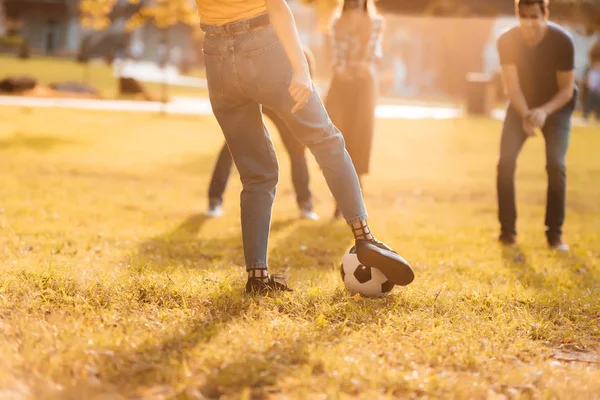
xmin=356 ymin=243 xmax=415 ymax=286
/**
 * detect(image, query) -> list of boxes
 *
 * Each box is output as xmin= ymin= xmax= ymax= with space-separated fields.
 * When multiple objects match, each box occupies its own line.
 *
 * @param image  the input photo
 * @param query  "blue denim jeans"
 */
xmin=201 ymin=14 xmax=367 ymax=270
xmin=497 ymin=100 xmax=574 ymax=242
xmin=208 ymin=107 xmax=313 ymax=210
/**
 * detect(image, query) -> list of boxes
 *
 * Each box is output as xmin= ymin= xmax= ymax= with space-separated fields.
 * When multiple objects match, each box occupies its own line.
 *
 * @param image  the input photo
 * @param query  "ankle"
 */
xmin=351 ymin=219 xmax=375 ymax=241
xmin=248 ymin=268 xmax=270 ymax=282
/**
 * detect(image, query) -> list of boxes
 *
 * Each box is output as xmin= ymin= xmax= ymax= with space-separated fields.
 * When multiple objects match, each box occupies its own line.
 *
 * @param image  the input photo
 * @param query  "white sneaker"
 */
xmin=550 ymin=242 xmax=569 ymax=252
xmin=300 ymin=208 xmax=319 ymax=221
xmin=549 ymin=237 xmax=569 ymax=252
xmin=206 ymin=199 xmax=223 ymax=218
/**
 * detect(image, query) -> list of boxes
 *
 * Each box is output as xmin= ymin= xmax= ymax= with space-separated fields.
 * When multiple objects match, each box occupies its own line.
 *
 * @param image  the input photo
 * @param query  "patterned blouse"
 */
xmin=330 ymin=14 xmax=385 ymax=72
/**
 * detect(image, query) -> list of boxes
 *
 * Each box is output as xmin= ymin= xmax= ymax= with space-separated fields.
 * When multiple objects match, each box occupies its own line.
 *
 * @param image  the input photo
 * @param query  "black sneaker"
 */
xmin=355 ymin=239 xmax=414 ymax=286
xmin=245 ymin=274 xmax=293 ymax=294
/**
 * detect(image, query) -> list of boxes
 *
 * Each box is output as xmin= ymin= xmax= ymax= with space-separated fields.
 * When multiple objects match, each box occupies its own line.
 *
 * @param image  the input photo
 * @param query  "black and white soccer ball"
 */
xmin=339 ymin=246 xmax=395 ymax=298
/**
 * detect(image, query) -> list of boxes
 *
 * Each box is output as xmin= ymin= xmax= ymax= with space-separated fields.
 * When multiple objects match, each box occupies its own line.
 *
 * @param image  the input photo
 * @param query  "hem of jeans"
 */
xmin=246 ymin=264 xmax=268 ymax=271
xmin=346 ymin=213 xmax=368 ymax=225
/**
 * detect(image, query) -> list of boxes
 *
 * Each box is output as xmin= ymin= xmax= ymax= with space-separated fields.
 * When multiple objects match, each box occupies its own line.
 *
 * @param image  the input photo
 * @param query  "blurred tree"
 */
xmin=551 ymin=0 xmax=600 ymax=33
xmin=126 ymin=0 xmax=201 ymax=109
xmin=78 ymin=0 xmax=118 ymax=82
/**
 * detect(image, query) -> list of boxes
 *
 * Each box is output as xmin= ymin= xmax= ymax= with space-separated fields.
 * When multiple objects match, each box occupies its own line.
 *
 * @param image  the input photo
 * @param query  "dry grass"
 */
xmin=0 ymin=107 xmax=599 ymax=399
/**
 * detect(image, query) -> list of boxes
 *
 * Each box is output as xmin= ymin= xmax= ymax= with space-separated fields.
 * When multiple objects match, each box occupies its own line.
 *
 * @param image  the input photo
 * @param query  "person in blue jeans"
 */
xmin=496 ymin=0 xmax=577 ymax=251
xmin=198 ymin=0 xmax=414 ymax=293
xmin=206 ymin=48 xmax=318 ymax=221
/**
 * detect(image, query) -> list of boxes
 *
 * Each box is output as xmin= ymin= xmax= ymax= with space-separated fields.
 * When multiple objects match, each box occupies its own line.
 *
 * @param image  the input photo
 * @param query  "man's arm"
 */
xmin=539 ymin=70 xmax=575 ymax=115
xmin=497 ymin=33 xmax=530 ymax=118
xmin=264 ymin=0 xmax=311 ymax=112
xmin=529 ymin=33 xmax=576 ymax=127
xmin=500 ymin=65 xmax=530 ymax=118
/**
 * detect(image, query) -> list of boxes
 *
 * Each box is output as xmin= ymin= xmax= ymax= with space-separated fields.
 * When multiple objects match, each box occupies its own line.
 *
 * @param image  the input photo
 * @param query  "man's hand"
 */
xmin=528 ymin=108 xmax=548 ymax=128
xmin=522 ymin=118 xmax=537 ymax=137
xmin=289 ymin=65 xmax=312 ymax=113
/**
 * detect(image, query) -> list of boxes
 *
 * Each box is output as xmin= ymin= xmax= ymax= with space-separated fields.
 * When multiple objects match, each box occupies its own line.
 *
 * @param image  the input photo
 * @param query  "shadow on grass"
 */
xmin=128 ymin=214 xmax=303 ymax=273
xmin=0 ymin=132 xmax=79 ymax=152
xmin=501 ymin=245 xmax=549 ymax=289
xmin=269 ymin=220 xmax=351 ymax=271
xmin=501 ymin=244 xmax=600 ymax=291
xmin=79 ymin=288 xmax=254 ymax=398
xmin=128 ymin=213 xmax=244 ymax=272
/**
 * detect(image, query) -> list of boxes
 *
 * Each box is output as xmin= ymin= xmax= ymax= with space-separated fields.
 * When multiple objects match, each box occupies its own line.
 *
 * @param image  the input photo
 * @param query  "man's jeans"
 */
xmin=208 ymin=107 xmax=313 ymax=210
xmin=583 ymin=91 xmax=600 ymax=121
xmin=497 ymin=102 xmax=574 ymax=242
xmin=201 ymin=15 xmax=367 ymax=270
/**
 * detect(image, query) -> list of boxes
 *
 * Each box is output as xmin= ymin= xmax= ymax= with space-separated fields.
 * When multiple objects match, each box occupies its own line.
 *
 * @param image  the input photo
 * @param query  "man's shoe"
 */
xmin=498 ymin=232 xmax=517 ymax=246
xmin=355 ymin=239 xmax=414 ymax=286
xmin=245 ymin=274 xmax=293 ymax=294
xmin=549 ymin=238 xmax=569 ymax=252
xmin=299 ymin=207 xmax=320 ymax=221
xmin=206 ymin=198 xmax=223 ymax=218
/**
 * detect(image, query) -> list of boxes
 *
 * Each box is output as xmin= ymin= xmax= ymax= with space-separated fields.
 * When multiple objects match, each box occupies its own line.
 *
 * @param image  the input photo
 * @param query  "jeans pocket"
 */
xmin=203 ymin=53 xmax=224 ymax=98
xmin=244 ymin=40 xmax=293 ymax=92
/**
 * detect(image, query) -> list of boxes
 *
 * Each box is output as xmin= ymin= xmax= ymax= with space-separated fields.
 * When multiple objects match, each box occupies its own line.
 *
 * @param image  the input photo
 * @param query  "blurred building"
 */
xmin=3 ymin=0 xmax=80 ymax=54
xmin=0 ymin=0 xmax=197 ymax=64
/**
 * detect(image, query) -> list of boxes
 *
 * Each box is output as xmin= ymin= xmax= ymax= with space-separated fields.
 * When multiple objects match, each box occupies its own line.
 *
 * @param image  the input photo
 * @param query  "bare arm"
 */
xmin=264 ymin=0 xmax=308 ymax=71
xmin=264 ymin=0 xmax=312 ymax=112
xmin=500 ymin=65 xmax=530 ymax=118
xmin=539 ymin=70 xmax=575 ymax=115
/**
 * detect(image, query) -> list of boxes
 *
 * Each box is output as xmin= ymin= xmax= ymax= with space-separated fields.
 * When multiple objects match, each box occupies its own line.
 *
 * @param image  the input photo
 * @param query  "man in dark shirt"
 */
xmin=496 ymin=0 xmax=576 ymax=251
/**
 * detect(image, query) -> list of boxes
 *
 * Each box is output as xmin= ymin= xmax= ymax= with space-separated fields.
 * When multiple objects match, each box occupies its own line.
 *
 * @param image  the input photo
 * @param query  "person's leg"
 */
xmin=583 ymin=90 xmax=593 ymax=120
xmin=238 ymin=29 xmax=414 ymax=286
xmin=263 ymin=106 xmax=316 ymax=219
xmin=206 ymin=142 xmax=234 ymax=216
xmin=202 ymin=27 xmax=289 ymax=292
xmin=594 ymin=92 xmax=600 ymax=121
xmin=212 ymin=101 xmax=279 ymax=271
xmin=542 ymin=107 xmax=572 ymax=249
xmin=497 ymin=107 xmax=528 ymax=244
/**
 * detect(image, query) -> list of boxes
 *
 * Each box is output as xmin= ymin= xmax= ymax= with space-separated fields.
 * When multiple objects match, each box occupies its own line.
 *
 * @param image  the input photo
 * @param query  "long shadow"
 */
xmin=69 ymin=289 xmax=253 ymax=398
xmin=128 ymin=213 xmax=243 ymax=272
xmin=88 ymin=216 xmax=406 ymax=398
xmin=0 ymin=132 xmax=79 ymax=152
xmin=129 ymin=214 xmax=303 ymax=273
xmin=501 ymin=245 xmax=550 ymax=289
xmin=269 ymin=220 xmax=351 ymax=271
xmin=501 ymin=244 xmax=600 ymax=291
xmin=552 ymin=250 xmax=600 ymax=291
xmin=198 ymin=331 xmax=313 ymax=399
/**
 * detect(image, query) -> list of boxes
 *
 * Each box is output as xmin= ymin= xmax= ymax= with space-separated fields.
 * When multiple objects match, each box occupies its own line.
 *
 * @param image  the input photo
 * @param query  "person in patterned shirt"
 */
xmin=325 ymin=0 xmax=384 ymax=219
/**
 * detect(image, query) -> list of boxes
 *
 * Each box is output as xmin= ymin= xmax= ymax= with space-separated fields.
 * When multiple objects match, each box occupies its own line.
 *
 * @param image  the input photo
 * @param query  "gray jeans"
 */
xmin=201 ymin=14 xmax=367 ymax=270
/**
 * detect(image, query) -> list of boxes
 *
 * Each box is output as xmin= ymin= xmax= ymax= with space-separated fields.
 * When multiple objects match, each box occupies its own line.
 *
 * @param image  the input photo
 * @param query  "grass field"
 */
xmin=0 ymin=55 xmax=207 ymax=99
xmin=0 ymin=106 xmax=599 ymax=399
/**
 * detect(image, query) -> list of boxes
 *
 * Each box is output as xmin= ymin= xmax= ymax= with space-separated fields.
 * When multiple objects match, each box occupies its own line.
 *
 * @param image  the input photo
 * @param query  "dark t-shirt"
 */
xmin=497 ymin=22 xmax=575 ymax=109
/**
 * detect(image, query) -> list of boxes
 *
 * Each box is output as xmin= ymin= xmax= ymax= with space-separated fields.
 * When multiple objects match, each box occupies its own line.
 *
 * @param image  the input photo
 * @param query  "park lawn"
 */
xmin=0 ymin=55 xmax=207 ymax=99
xmin=0 ymin=106 xmax=599 ymax=399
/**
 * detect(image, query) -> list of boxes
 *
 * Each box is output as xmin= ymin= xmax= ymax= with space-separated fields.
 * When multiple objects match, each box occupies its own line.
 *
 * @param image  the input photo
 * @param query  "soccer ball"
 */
xmin=339 ymin=246 xmax=395 ymax=298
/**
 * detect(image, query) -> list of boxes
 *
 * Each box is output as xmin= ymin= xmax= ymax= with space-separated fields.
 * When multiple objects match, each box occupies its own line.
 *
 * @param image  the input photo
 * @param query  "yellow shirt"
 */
xmin=196 ymin=0 xmax=267 ymax=25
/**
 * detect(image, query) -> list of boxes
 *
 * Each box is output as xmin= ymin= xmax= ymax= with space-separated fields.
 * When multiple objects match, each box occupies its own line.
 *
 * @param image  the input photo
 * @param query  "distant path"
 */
xmin=0 ymin=94 xmax=591 ymax=126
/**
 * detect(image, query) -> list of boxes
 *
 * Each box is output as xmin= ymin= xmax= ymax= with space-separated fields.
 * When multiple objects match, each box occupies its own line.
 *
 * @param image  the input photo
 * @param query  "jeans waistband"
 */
xmin=200 ymin=13 xmax=270 ymax=36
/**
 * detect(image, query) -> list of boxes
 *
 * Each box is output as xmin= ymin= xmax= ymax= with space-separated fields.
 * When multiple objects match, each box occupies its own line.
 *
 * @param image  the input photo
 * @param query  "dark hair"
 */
xmin=517 ymin=0 xmax=549 ymax=13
